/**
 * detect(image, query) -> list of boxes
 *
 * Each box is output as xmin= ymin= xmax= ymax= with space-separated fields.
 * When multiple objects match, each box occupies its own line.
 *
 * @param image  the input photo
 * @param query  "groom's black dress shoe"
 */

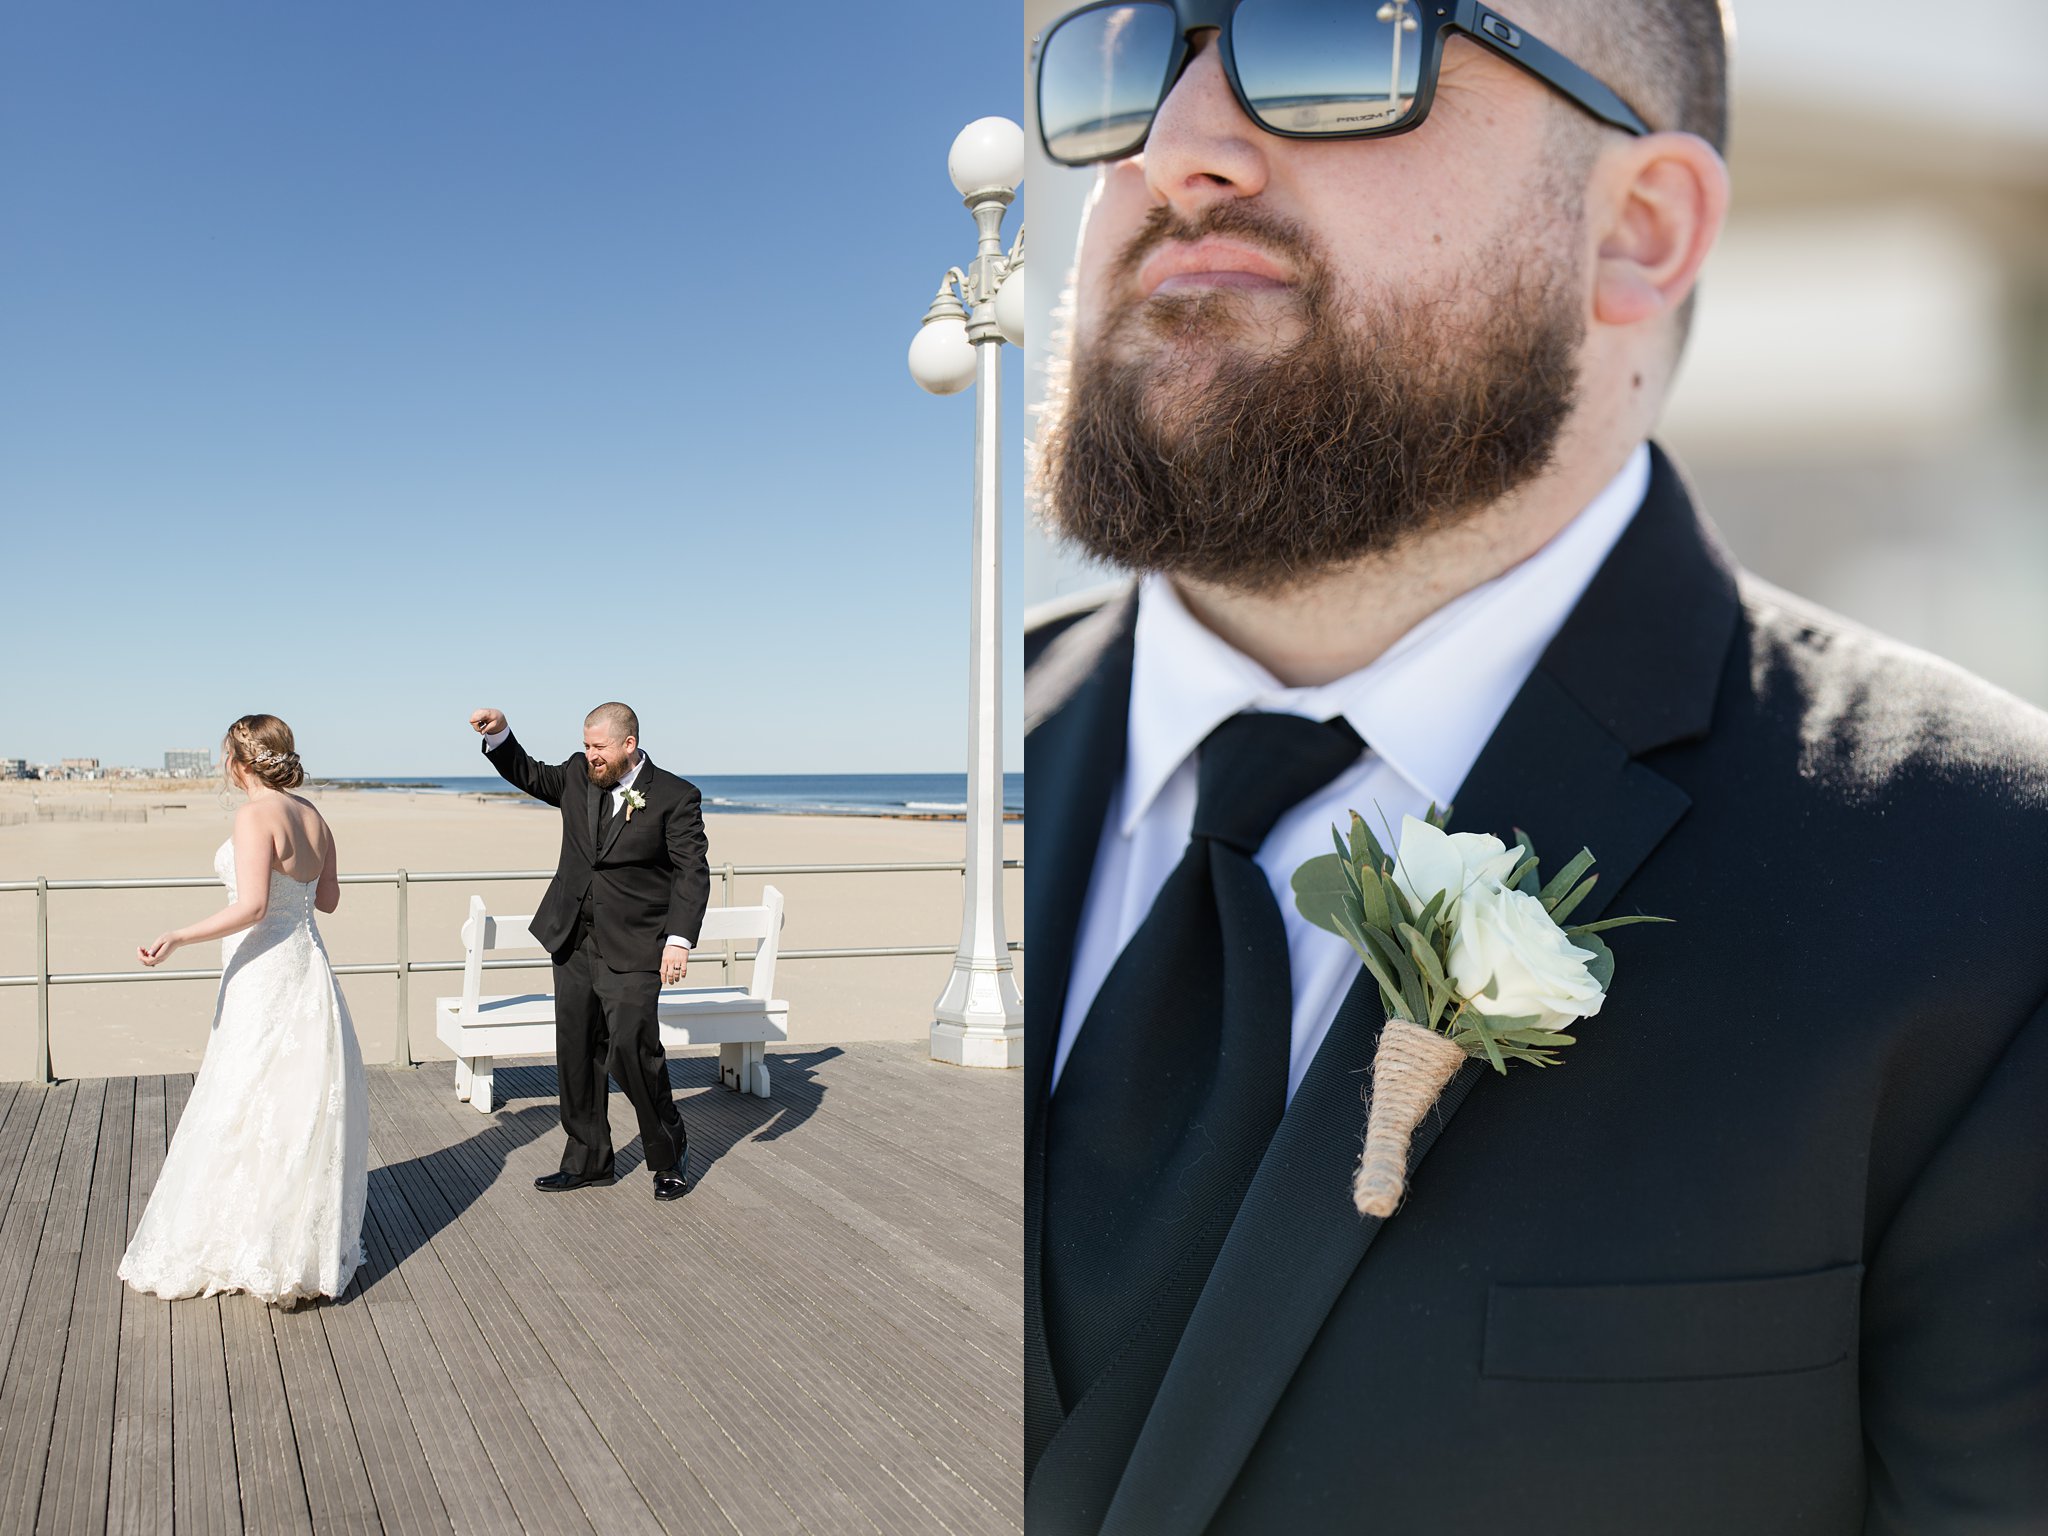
xmin=653 ymin=1168 xmax=690 ymax=1201
xmin=534 ymin=1169 xmax=613 ymax=1192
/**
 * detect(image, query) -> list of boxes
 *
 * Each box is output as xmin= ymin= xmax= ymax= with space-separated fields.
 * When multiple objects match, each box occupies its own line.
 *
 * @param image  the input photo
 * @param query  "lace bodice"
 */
xmin=213 ymin=837 xmax=321 ymax=957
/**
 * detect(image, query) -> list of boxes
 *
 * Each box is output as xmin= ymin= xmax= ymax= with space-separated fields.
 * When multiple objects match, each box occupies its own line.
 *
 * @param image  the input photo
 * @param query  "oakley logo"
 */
xmin=1479 ymin=13 xmax=1522 ymax=47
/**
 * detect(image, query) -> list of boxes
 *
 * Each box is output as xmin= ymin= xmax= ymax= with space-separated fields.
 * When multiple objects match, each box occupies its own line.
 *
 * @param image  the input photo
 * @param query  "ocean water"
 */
xmin=321 ymin=772 xmax=1024 ymax=818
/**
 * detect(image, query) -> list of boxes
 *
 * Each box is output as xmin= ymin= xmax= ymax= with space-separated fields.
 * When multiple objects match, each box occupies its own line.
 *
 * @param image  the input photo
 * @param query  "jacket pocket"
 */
xmin=1481 ymin=1263 xmax=1862 ymax=1383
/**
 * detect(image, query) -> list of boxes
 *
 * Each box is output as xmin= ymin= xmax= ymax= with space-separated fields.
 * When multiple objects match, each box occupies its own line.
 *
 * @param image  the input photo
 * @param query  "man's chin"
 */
xmin=1104 ymin=287 xmax=1301 ymax=360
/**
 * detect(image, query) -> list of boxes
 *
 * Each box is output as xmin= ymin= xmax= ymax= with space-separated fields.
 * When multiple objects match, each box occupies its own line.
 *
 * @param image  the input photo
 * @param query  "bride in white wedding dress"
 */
xmin=119 ymin=714 xmax=369 ymax=1309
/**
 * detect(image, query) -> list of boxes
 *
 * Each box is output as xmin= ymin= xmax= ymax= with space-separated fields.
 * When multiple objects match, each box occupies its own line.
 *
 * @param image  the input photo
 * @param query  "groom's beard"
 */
xmin=1033 ymin=204 xmax=1587 ymax=595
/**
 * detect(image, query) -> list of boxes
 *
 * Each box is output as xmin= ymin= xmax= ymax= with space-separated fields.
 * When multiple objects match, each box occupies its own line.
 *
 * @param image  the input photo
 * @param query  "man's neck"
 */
xmin=1171 ymin=447 xmax=1640 ymax=688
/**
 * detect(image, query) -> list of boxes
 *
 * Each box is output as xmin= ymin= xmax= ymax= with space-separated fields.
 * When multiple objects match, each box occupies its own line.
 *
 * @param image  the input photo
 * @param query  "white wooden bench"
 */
xmin=434 ymin=887 xmax=789 ymax=1113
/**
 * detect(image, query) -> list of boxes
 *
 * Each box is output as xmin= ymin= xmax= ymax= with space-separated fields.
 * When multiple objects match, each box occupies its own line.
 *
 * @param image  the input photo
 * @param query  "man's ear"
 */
xmin=1591 ymin=131 xmax=1729 ymax=330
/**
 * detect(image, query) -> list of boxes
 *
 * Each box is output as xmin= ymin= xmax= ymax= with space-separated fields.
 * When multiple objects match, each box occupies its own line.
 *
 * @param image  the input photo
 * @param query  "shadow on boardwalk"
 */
xmin=372 ymin=1046 xmax=846 ymax=1270
xmin=0 ymin=1041 xmax=1021 ymax=1535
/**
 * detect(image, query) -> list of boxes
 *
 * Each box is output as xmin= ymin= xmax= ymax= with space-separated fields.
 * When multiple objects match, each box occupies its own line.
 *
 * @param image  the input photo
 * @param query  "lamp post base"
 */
xmin=929 ymin=1017 xmax=1024 ymax=1070
xmin=931 ymin=962 xmax=1024 ymax=1068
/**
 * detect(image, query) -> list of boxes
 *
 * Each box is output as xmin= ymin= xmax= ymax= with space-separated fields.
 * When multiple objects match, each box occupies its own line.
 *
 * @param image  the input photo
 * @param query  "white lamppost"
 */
xmin=909 ymin=116 xmax=1026 ymax=1070
xmin=1377 ymin=1 xmax=1417 ymax=116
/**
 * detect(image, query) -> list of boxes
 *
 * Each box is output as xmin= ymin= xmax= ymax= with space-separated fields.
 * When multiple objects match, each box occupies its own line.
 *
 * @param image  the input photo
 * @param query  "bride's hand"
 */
xmin=139 ymin=933 xmax=179 ymax=967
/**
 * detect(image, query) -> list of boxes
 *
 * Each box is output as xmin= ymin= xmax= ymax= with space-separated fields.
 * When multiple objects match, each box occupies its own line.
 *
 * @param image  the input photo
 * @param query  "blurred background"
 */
xmin=1021 ymin=0 xmax=2048 ymax=709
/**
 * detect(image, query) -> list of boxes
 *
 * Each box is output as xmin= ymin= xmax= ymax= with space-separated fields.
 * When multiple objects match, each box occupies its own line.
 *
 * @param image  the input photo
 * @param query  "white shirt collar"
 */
xmin=1124 ymin=444 xmax=1652 ymax=834
xmin=614 ymin=750 xmax=647 ymax=794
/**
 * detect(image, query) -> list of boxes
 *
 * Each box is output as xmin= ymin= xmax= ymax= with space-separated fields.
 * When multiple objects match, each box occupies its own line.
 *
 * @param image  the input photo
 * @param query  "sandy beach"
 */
xmin=0 ymin=780 xmax=1022 ymax=1081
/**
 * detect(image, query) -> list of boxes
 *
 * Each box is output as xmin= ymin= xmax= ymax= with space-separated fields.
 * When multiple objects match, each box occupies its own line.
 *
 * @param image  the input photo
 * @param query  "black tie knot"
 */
xmin=1190 ymin=712 xmax=1364 ymax=854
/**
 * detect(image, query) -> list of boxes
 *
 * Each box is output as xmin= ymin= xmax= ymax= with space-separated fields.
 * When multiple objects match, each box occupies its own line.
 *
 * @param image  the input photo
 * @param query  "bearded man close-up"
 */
xmin=1021 ymin=2 xmax=2048 ymax=1533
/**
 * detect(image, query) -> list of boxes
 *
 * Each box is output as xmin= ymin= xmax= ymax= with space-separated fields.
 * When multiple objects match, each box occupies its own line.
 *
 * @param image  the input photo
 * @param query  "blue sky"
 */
xmin=0 ymin=2 xmax=1024 ymax=775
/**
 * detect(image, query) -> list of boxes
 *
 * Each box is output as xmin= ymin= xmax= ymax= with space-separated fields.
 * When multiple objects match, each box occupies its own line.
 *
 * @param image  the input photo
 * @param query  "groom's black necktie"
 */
xmin=1041 ymin=711 xmax=1364 ymax=1418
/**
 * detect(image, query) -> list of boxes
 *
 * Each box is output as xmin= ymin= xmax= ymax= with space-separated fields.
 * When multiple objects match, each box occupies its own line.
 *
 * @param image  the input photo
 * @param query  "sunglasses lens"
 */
xmin=1039 ymin=3 xmax=1180 ymax=164
xmin=1233 ymin=0 xmax=1424 ymax=135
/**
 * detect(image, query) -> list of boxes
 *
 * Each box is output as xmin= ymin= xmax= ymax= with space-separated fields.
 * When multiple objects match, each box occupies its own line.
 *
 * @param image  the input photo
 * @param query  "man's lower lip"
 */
xmin=1150 ymin=272 xmax=1291 ymax=295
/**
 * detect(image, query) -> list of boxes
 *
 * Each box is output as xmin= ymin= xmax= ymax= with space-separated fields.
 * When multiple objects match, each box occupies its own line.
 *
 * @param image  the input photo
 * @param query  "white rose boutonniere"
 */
xmin=620 ymin=787 xmax=647 ymax=822
xmin=1292 ymin=807 xmax=1670 ymax=1218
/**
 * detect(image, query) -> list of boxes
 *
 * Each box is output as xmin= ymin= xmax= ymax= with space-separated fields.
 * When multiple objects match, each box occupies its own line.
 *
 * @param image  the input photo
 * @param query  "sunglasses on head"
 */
xmin=1035 ymin=0 xmax=1650 ymax=167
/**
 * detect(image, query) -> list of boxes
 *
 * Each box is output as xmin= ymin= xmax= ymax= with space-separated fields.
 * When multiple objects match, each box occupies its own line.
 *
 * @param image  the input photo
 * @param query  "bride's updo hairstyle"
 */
xmin=222 ymin=715 xmax=306 ymax=792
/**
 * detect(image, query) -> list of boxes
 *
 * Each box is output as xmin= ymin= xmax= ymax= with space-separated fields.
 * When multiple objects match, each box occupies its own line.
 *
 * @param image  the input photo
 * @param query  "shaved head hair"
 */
xmin=1544 ymin=0 xmax=1731 ymax=150
xmin=585 ymin=702 xmax=639 ymax=742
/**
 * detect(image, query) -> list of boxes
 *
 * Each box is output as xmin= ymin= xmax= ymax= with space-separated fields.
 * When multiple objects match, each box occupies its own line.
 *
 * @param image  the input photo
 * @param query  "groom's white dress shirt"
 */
xmin=1050 ymin=443 xmax=1652 ymax=1105
xmin=483 ymin=729 xmax=690 ymax=953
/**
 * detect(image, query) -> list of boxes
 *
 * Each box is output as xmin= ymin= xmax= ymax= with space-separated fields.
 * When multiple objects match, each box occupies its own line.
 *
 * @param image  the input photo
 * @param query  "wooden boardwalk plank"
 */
xmin=443 ymin=1053 xmax=1019 ymax=1534
xmin=3 ymin=1044 xmax=1021 ymax=1536
xmin=286 ymin=1234 xmax=448 ymax=1536
xmin=0 ymin=1085 xmax=80 ymax=1388
xmin=367 ymin=1086 xmax=743 ymax=1536
xmin=171 ymin=1297 xmax=243 ymax=1536
xmin=677 ymin=1156 xmax=1021 ymax=1518
xmin=38 ymin=1075 xmax=135 ymax=1536
xmin=452 ymin=1148 xmax=877 ymax=1536
xmin=107 ymin=1075 xmax=172 ymax=1536
xmin=157 ymin=1072 xmax=244 ymax=1536
xmin=352 ymin=1174 xmax=519 ymax=1536
xmin=221 ymin=1294 xmax=313 ymax=1535
xmin=646 ymin=1125 xmax=1020 ymax=1521
xmin=693 ymin=1082 xmax=1020 ymax=1343
xmin=359 ymin=1158 xmax=597 ymax=1536
xmin=0 ymin=1080 xmax=31 ymax=1218
xmin=364 ymin=1088 xmax=662 ymax=1536
xmin=0 ymin=1079 xmax=106 ymax=1534
xmin=684 ymin=1078 xmax=1022 ymax=1416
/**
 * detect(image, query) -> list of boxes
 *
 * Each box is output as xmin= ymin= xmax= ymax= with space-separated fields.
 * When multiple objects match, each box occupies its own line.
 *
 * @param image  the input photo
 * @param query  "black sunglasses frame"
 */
xmin=1035 ymin=0 xmax=1651 ymax=167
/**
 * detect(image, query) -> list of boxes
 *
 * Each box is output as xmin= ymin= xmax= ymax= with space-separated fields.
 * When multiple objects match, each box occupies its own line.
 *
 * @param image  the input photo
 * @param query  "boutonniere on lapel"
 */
xmin=1293 ymin=808 xmax=1669 ymax=1218
xmin=620 ymin=787 xmax=647 ymax=822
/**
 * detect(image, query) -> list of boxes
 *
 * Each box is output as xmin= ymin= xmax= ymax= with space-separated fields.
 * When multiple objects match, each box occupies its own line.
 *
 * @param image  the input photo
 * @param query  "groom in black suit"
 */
xmin=1025 ymin=2 xmax=2047 ymax=1532
xmin=470 ymin=701 xmax=709 ymax=1201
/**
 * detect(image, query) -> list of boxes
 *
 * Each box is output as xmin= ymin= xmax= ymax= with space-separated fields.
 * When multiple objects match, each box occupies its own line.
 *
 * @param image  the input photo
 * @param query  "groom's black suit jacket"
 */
xmin=1023 ymin=446 xmax=2048 ymax=1535
xmin=484 ymin=734 xmax=710 ymax=970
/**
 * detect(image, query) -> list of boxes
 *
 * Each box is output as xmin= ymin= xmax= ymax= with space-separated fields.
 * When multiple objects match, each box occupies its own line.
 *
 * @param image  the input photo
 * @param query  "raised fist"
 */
xmin=470 ymin=708 xmax=507 ymax=737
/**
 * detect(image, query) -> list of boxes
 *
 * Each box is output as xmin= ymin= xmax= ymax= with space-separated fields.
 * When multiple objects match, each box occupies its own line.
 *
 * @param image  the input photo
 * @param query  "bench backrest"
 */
xmin=456 ymin=884 xmax=786 ymax=1017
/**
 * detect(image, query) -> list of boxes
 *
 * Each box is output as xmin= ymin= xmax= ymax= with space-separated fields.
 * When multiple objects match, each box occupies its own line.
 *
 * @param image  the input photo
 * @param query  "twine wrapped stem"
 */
xmin=1353 ymin=1017 xmax=1468 ymax=1218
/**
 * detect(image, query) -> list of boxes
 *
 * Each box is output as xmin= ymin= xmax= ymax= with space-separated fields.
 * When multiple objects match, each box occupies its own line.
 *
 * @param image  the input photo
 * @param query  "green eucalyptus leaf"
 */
xmin=1465 ymin=1016 xmax=1509 ymax=1075
xmin=1416 ymin=888 xmax=1448 ymax=938
xmin=1576 ymin=930 xmax=1616 ymax=991
xmin=1357 ymin=862 xmax=1392 ymax=931
xmin=1511 ymin=829 xmax=1541 ymax=896
xmin=1547 ymin=874 xmax=1599 ymax=926
xmin=1377 ymin=869 xmax=1414 ymax=930
xmin=1537 ymin=848 xmax=1597 ymax=909
xmin=1466 ymin=1011 xmax=1545 ymax=1034
xmin=1566 ymin=914 xmax=1676 ymax=935
xmin=1504 ymin=854 xmax=1541 ymax=894
xmin=1352 ymin=810 xmax=1387 ymax=871
xmin=1399 ymin=923 xmax=1449 ymax=990
xmin=1291 ymin=854 xmax=1356 ymax=936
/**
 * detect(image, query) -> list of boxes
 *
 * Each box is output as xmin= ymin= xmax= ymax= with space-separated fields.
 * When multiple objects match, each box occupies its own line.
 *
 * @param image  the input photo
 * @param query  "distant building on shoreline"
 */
xmin=164 ymin=750 xmax=213 ymax=777
xmin=0 ymin=759 xmax=27 ymax=780
xmin=59 ymin=758 xmax=102 ymax=781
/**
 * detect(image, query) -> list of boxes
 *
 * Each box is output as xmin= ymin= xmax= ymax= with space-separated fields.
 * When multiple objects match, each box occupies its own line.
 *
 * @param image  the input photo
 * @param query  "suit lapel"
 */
xmin=1099 ymin=446 xmax=1740 ymax=1535
xmin=1023 ymin=591 xmax=1137 ymax=1471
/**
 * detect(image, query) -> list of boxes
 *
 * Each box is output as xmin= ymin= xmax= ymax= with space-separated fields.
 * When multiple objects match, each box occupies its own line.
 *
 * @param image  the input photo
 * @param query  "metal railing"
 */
xmin=0 ymin=859 xmax=1024 ymax=1083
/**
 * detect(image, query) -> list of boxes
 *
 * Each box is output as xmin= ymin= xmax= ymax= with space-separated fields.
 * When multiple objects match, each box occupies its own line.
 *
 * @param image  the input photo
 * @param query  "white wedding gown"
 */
xmin=119 ymin=839 xmax=369 ymax=1305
